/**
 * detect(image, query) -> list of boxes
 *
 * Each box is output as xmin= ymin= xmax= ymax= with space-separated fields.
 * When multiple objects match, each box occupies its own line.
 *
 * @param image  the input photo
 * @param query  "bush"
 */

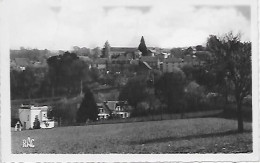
xmin=33 ymin=117 xmax=41 ymax=129
xmin=184 ymin=81 xmax=205 ymax=111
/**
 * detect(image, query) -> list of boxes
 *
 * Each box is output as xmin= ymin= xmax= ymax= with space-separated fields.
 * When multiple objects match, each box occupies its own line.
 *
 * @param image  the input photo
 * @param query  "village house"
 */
xmin=19 ymin=104 xmax=55 ymax=129
xmin=106 ymin=101 xmax=131 ymax=118
xmin=97 ymin=101 xmax=131 ymax=120
xmin=162 ymin=57 xmax=183 ymax=72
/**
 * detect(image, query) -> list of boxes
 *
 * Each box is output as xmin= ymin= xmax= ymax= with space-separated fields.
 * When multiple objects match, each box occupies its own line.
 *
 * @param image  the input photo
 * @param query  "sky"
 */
xmin=6 ymin=0 xmax=251 ymax=50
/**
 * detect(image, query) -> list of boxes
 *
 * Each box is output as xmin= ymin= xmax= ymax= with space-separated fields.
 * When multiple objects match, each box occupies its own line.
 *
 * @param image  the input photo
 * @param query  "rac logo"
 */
xmin=22 ymin=137 xmax=35 ymax=148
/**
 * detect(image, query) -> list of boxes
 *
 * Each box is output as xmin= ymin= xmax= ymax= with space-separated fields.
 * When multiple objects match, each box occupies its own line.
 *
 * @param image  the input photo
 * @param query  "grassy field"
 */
xmin=11 ymin=118 xmax=252 ymax=154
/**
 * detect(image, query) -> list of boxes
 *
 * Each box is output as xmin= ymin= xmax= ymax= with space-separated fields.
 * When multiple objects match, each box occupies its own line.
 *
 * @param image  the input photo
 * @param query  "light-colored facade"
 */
xmin=19 ymin=104 xmax=54 ymax=129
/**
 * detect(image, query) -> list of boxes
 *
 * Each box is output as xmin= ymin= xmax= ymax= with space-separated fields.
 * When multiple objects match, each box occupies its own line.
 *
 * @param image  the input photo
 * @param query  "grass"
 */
xmin=11 ymin=117 xmax=252 ymax=154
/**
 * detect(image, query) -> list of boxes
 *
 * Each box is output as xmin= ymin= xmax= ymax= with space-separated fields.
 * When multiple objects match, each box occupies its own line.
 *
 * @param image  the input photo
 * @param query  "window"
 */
xmin=116 ymin=106 xmax=120 ymax=111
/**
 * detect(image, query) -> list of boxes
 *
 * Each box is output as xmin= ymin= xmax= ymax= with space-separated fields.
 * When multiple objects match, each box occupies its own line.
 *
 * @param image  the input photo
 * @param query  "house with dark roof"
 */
xmin=106 ymin=101 xmax=131 ymax=119
xmin=97 ymin=101 xmax=131 ymax=119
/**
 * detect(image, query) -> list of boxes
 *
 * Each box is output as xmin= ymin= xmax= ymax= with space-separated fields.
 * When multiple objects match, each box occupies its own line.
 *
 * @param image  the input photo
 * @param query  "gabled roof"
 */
xmin=140 ymin=61 xmax=152 ymax=70
xmin=105 ymin=101 xmax=117 ymax=111
xmin=97 ymin=102 xmax=111 ymax=114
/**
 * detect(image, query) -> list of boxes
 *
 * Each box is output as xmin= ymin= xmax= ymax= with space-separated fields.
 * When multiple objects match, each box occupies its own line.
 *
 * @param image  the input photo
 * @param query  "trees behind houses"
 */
xmin=10 ymin=33 xmax=251 ymax=130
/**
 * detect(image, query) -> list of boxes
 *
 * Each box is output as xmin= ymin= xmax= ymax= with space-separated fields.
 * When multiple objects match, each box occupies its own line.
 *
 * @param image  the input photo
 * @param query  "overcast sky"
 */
xmin=6 ymin=0 xmax=251 ymax=50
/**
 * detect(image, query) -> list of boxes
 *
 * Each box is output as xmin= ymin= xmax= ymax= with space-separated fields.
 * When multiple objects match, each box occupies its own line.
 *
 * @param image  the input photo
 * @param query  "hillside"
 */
xmin=12 ymin=117 xmax=252 ymax=154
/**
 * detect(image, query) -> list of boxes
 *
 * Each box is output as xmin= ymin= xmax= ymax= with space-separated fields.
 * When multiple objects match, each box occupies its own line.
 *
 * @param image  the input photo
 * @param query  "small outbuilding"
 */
xmin=14 ymin=120 xmax=22 ymax=131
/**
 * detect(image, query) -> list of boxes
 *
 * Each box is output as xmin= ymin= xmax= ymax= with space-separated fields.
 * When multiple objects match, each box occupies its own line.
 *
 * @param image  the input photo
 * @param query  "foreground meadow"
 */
xmin=12 ymin=118 xmax=252 ymax=153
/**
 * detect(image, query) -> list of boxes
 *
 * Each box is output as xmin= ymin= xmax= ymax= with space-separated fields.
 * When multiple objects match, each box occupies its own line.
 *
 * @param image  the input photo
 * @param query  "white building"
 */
xmin=19 ymin=104 xmax=55 ymax=129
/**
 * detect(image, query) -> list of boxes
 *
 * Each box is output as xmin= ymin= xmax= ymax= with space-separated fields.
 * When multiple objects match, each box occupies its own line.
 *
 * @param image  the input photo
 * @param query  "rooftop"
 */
xmin=20 ymin=104 xmax=48 ymax=110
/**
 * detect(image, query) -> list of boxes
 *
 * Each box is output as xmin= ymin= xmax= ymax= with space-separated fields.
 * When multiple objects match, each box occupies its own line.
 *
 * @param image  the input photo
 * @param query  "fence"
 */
xmin=58 ymin=109 xmax=222 ymax=127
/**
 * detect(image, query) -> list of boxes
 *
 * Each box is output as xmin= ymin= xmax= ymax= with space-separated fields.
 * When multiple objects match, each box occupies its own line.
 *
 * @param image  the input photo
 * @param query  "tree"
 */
xmin=72 ymin=46 xmax=91 ymax=56
xmin=138 ymin=36 xmax=148 ymax=56
xmin=193 ymin=67 xmax=216 ymax=90
xmin=33 ymin=116 xmax=41 ymax=129
xmin=102 ymin=41 xmax=111 ymax=59
xmin=20 ymin=67 xmax=37 ymax=99
xmin=47 ymin=51 xmax=89 ymax=96
xmin=76 ymin=87 xmax=98 ymax=123
xmin=206 ymin=32 xmax=251 ymax=132
xmin=195 ymin=45 xmax=205 ymax=51
xmin=155 ymin=69 xmax=186 ymax=113
xmin=92 ymin=47 xmax=102 ymax=59
xmin=184 ymin=81 xmax=205 ymax=111
xmin=119 ymin=75 xmax=149 ymax=109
